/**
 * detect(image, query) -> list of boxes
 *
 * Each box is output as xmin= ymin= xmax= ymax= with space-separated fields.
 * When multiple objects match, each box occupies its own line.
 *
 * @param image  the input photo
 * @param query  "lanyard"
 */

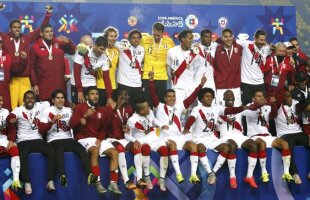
xmin=117 ymin=108 xmax=125 ymax=124
xmin=225 ymin=45 xmax=234 ymax=61
xmin=271 ymin=56 xmax=285 ymax=75
xmin=42 ymin=39 xmax=53 ymax=60
xmin=14 ymin=39 xmax=20 ymax=56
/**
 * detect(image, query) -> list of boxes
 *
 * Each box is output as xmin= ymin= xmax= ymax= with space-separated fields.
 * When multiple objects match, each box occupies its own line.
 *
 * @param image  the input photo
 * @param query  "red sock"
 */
xmin=92 ymin=166 xmax=100 ymax=176
xmin=110 ymin=170 xmax=119 ymax=182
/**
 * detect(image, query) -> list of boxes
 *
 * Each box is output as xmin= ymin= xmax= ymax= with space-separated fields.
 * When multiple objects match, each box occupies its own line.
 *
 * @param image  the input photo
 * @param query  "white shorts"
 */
xmin=220 ymin=134 xmax=249 ymax=147
xmin=161 ymin=134 xmax=191 ymax=150
xmin=78 ymin=138 xmax=115 ymax=156
xmin=192 ymin=135 xmax=223 ymax=150
xmin=0 ymin=135 xmax=9 ymax=148
xmin=216 ymin=87 xmax=241 ymax=106
xmin=137 ymin=134 xmax=166 ymax=151
xmin=106 ymin=138 xmax=130 ymax=148
xmin=250 ymin=135 xmax=276 ymax=148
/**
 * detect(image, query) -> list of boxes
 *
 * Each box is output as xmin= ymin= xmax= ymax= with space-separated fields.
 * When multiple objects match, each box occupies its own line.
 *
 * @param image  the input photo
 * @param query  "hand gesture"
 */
xmin=51 ymin=114 xmax=62 ymax=123
xmin=200 ymin=74 xmax=207 ymax=86
xmin=33 ymin=85 xmax=39 ymax=95
xmin=78 ymin=92 xmax=86 ymax=103
xmin=57 ymin=35 xmax=69 ymax=43
xmin=182 ymin=128 xmax=190 ymax=135
xmin=133 ymin=140 xmax=141 ymax=150
xmin=161 ymin=125 xmax=169 ymax=130
xmin=20 ymin=51 xmax=27 ymax=59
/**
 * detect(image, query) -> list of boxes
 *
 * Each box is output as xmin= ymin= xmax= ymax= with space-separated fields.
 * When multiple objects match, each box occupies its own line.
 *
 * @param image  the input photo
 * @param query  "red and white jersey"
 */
xmin=73 ymin=47 xmax=110 ymax=87
xmin=0 ymin=108 xmax=9 ymax=139
xmin=237 ymin=39 xmax=271 ymax=85
xmin=189 ymin=105 xmax=224 ymax=138
xmin=127 ymin=110 xmax=162 ymax=140
xmin=194 ymin=44 xmax=216 ymax=91
xmin=156 ymin=102 xmax=185 ymax=136
xmin=167 ymin=45 xmax=199 ymax=89
xmin=12 ymin=102 xmax=50 ymax=143
xmin=117 ymin=44 xmax=145 ymax=87
xmin=275 ymin=100 xmax=302 ymax=137
xmin=242 ymin=104 xmax=271 ymax=137
xmin=40 ymin=106 xmax=73 ymax=142
xmin=218 ymin=108 xmax=243 ymax=138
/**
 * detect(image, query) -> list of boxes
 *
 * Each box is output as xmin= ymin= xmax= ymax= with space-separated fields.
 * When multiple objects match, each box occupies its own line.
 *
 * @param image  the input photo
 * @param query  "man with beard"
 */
xmin=1 ymin=5 xmax=52 ymax=109
xmin=29 ymin=23 xmax=76 ymax=101
xmin=237 ymin=30 xmax=271 ymax=106
xmin=69 ymin=86 xmax=121 ymax=194
xmin=260 ymin=42 xmax=295 ymax=98
xmin=97 ymin=26 xmax=119 ymax=106
xmin=7 ymin=91 xmax=55 ymax=194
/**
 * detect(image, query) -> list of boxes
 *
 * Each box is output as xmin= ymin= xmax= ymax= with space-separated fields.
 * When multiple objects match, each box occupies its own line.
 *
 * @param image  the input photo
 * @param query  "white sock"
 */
xmin=170 ymin=155 xmax=181 ymax=175
xmin=247 ymin=156 xmax=257 ymax=178
xmin=259 ymin=157 xmax=267 ymax=174
xmin=213 ymin=154 xmax=227 ymax=173
xmin=282 ymin=155 xmax=291 ymax=174
xmin=190 ymin=155 xmax=199 ymax=175
xmin=160 ymin=156 xmax=168 ymax=178
xmin=142 ymin=155 xmax=150 ymax=176
xmin=199 ymin=156 xmax=212 ymax=174
xmin=11 ymin=156 xmax=20 ymax=181
xmin=227 ymin=158 xmax=236 ymax=178
xmin=134 ymin=153 xmax=143 ymax=180
xmin=118 ymin=152 xmax=129 ymax=183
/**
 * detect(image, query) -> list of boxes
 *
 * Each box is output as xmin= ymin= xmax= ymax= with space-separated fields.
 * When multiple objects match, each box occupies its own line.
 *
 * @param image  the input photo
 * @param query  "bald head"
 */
xmin=80 ymin=35 xmax=93 ymax=47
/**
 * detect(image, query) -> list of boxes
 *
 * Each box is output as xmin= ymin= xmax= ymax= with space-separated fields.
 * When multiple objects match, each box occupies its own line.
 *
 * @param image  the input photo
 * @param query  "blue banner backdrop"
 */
xmin=0 ymin=2 xmax=296 ymax=44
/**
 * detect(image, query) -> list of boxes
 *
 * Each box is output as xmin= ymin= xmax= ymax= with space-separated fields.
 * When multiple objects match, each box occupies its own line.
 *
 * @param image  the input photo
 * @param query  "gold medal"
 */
xmin=48 ymin=55 xmax=53 ymax=60
xmin=15 ymin=52 xmax=19 ymax=56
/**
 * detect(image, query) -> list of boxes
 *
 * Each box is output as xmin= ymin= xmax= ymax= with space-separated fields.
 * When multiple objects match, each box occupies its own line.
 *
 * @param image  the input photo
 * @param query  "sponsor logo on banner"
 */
xmin=58 ymin=14 xmax=79 ymax=33
xmin=19 ymin=15 xmax=34 ymax=33
xmin=158 ymin=16 xmax=184 ymax=28
xmin=185 ymin=14 xmax=198 ymax=29
xmin=218 ymin=17 xmax=228 ymax=28
xmin=128 ymin=16 xmax=137 ymax=26
xmin=271 ymin=17 xmax=284 ymax=35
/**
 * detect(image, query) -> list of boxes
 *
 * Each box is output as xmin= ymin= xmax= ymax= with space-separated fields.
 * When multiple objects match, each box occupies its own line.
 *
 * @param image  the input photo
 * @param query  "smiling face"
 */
xmin=24 ymin=92 xmax=36 ymax=110
xmin=201 ymin=32 xmax=212 ymax=47
xmin=107 ymin=30 xmax=117 ymax=47
xmin=223 ymin=90 xmax=235 ymax=107
xmin=254 ymin=35 xmax=266 ymax=49
xmin=52 ymin=92 xmax=65 ymax=109
xmin=222 ymin=31 xmax=233 ymax=48
xmin=181 ymin=32 xmax=193 ymax=50
xmin=164 ymin=91 xmax=176 ymax=107
xmin=10 ymin=22 xmax=22 ymax=38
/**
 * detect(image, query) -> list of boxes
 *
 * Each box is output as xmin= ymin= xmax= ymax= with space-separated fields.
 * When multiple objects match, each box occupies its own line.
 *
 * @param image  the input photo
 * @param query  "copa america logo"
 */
xmin=218 ymin=17 xmax=228 ymax=28
xmin=185 ymin=14 xmax=199 ymax=29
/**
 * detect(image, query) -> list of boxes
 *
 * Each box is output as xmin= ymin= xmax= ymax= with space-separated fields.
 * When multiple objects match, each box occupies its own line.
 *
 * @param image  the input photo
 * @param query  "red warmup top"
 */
xmin=261 ymin=55 xmax=294 ymax=98
xmin=106 ymin=105 xmax=133 ymax=140
xmin=0 ymin=12 xmax=51 ymax=77
xmin=69 ymin=103 xmax=112 ymax=141
xmin=29 ymin=37 xmax=76 ymax=100
xmin=214 ymin=43 xmax=243 ymax=89
xmin=0 ymin=50 xmax=26 ymax=110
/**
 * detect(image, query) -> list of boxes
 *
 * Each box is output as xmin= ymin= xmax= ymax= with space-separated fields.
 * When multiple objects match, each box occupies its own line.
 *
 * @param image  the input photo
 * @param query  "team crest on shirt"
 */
xmin=164 ymin=44 xmax=168 ymax=49
xmin=54 ymin=43 xmax=59 ymax=49
xmin=97 ymin=113 xmax=102 ymax=118
xmin=234 ymin=47 xmax=238 ymax=53
xmin=2 ymin=56 xmax=6 ymax=61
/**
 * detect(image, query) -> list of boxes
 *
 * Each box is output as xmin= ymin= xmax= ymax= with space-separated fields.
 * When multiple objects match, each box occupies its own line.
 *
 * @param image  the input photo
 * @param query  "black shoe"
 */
xmin=60 ymin=175 xmax=68 ymax=187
